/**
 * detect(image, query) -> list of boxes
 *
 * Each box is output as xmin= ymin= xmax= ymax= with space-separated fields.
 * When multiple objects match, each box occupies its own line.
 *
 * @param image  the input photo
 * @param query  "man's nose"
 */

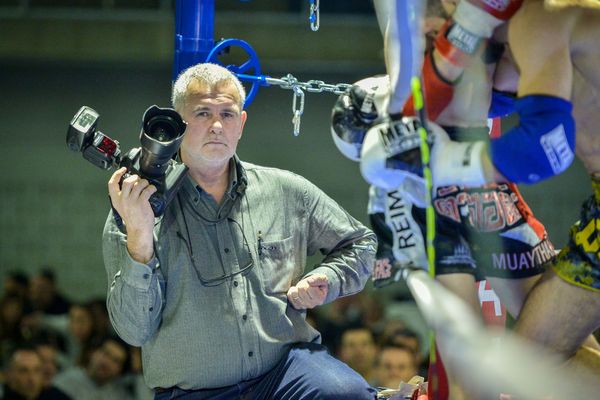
xmin=210 ymin=117 xmax=224 ymax=133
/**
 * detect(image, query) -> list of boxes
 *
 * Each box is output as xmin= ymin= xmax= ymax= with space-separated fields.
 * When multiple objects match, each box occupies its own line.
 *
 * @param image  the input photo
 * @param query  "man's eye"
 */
xmin=222 ymin=112 xmax=234 ymax=119
xmin=196 ymin=111 xmax=209 ymax=117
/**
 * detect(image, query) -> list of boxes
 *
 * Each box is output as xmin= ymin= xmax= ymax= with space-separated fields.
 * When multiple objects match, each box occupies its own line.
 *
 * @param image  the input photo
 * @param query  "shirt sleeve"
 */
xmin=102 ymin=211 xmax=165 ymax=346
xmin=302 ymin=179 xmax=377 ymax=304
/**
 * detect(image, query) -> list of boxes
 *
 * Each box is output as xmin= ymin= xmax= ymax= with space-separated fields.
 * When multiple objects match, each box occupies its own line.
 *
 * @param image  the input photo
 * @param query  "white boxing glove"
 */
xmin=361 ymin=116 xmax=488 ymax=198
xmin=429 ymin=124 xmax=488 ymax=188
xmin=330 ymin=75 xmax=389 ymax=161
xmin=360 ymin=116 xmax=427 ymax=193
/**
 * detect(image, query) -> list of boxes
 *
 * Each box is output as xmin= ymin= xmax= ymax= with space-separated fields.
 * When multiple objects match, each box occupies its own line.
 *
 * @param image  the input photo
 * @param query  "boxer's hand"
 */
xmin=287 ymin=274 xmax=329 ymax=310
xmin=331 ymin=75 xmax=389 ymax=161
xmin=435 ymin=0 xmax=522 ymax=67
xmin=360 ymin=116 xmax=427 ymax=193
xmin=454 ymin=0 xmax=523 ymax=39
xmin=429 ymin=124 xmax=488 ymax=189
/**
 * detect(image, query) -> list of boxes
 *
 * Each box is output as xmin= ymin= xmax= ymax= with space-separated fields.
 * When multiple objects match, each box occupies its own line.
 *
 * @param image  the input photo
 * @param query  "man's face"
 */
xmin=29 ymin=277 xmax=53 ymax=308
xmin=69 ymin=305 xmax=94 ymax=342
xmin=87 ymin=340 xmax=127 ymax=385
xmin=6 ymin=350 xmax=45 ymax=399
xmin=376 ymin=347 xmax=418 ymax=389
xmin=339 ymin=330 xmax=378 ymax=372
xmin=36 ymin=345 xmax=58 ymax=387
xmin=179 ymin=83 xmax=247 ymax=166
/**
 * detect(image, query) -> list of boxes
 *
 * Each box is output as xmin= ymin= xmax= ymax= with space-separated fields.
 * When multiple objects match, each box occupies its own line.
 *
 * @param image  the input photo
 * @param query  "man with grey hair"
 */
xmin=102 ymin=62 xmax=378 ymax=399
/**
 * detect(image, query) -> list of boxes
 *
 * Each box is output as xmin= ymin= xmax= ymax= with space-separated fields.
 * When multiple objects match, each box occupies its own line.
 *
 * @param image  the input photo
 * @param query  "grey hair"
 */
xmin=171 ymin=63 xmax=246 ymax=112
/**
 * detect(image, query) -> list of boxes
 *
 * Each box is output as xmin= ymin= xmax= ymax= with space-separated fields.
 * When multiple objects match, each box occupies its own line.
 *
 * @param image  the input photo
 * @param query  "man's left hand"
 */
xmin=287 ymin=274 xmax=329 ymax=310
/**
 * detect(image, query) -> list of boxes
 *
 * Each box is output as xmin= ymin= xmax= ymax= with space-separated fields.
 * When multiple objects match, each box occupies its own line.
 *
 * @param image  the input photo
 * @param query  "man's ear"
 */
xmin=239 ymin=110 xmax=248 ymax=138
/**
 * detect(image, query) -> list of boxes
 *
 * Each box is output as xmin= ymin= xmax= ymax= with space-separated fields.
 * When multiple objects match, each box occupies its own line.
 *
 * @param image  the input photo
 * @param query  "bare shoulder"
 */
xmin=571 ymin=9 xmax=600 ymax=90
xmin=508 ymin=0 xmax=579 ymax=98
xmin=511 ymin=0 xmax=580 ymax=30
xmin=572 ymin=70 xmax=600 ymax=174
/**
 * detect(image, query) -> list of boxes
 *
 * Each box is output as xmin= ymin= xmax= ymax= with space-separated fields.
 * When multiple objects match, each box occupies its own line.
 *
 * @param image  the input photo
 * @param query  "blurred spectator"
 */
xmin=1 ymin=345 xmax=70 ymax=400
xmin=29 ymin=268 xmax=70 ymax=316
xmin=87 ymin=299 xmax=112 ymax=339
xmin=0 ymin=295 xmax=27 ymax=368
xmin=30 ymin=331 xmax=69 ymax=389
xmin=2 ymin=272 xmax=30 ymax=302
xmin=313 ymin=291 xmax=385 ymax=350
xmin=67 ymin=302 xmax=99 ymax=367
xmin=337 ymin=326 xmax=378 ymax=383
xmin=52 ymin=336 xmax=132 ymax=400
xmin=379 ymin=324 xmax=427 ymax=376
xmin=372 ymin=343 xmax=419 ymax=390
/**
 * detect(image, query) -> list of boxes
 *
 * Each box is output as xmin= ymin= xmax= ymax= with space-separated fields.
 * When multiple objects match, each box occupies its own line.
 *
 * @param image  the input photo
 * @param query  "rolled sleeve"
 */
xmin=103 ymin=212 xmax=165 ymax=346
xmin=303 ymin=179 xmax=377 ymax=303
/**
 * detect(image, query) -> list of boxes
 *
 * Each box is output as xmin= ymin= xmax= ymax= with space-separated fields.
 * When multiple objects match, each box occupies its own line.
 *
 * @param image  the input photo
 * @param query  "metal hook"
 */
xmin=309 ymin=0 xmax=320 ymax=31
xmin=292 ymin=85 xmax=305 ymax=136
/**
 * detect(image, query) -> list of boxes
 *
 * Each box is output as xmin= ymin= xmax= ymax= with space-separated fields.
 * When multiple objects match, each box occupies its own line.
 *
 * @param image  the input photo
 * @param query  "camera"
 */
xmin=67 ymin=105 xmax=188 ymax=217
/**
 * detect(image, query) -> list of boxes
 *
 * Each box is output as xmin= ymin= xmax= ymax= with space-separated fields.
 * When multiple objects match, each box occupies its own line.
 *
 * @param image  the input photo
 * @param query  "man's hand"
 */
xmin=108 ymin=167 xmax=157 ymax=263
xmin=286 ymin=274 xmax=329 ymax=310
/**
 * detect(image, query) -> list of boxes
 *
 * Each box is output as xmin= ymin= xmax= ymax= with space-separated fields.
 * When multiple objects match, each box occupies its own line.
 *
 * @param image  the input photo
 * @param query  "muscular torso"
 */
xmin=570 ymin=14 xmax=600 ymax=173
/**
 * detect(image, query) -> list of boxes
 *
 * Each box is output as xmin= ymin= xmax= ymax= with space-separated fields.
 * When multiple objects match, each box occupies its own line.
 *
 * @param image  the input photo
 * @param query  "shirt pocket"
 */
xmin=258 ymin=236 xmax=299 ymax=295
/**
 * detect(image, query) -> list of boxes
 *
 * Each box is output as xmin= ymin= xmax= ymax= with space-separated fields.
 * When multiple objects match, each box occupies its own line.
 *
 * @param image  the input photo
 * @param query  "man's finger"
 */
xmin=130 ymin=179 xmax=150 ymax=199
xmin=120 ymin=174 xmax=140 ymax=197
xmin=140 ymin=184 xmax=158 ymax=201
xmin=108 ymin=167 xmax=128 ymax=197
xmin=299 ymin=288 xmax=314 ymax=302
xmin=307 ymin=274 xmax=328 ymax=287
xmin=287 ymin=286 xmax=305 ymax=309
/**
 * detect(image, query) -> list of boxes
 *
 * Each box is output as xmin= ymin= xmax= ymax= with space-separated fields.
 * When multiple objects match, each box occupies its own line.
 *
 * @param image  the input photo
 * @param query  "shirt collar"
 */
xmin=195 ymin=156 xmax=247 ymax=200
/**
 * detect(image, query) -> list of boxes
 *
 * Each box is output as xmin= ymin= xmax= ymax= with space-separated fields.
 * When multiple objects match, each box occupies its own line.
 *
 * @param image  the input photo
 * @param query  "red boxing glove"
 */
xmin=465 ymin=0 xmax=523 ymax=22
xmin=434 ymin=0 xmax=522 ymax=67
xmin=454 ymin=0 xmax=523 ymax=39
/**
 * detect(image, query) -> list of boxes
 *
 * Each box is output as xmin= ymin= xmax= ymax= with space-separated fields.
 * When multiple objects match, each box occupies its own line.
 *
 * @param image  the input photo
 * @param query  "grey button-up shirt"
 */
xmin=103 ymin=158 xmax=376 ymax=390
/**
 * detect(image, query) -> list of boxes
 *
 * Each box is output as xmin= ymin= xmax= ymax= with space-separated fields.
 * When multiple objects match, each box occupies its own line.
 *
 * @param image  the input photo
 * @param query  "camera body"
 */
xmin=67 ymin=105 xmax=188 ymax=217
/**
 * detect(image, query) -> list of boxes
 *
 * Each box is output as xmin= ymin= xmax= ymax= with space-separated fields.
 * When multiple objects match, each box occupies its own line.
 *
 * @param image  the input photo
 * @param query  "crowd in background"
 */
xmin=0 ymin=267 xmax=427 ymax=399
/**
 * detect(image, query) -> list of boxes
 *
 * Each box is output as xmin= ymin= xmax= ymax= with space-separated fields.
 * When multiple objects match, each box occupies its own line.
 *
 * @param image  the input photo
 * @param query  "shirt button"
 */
xmin=143 ymin=274 xmax=149 ymax=279
xmin=233 ymin=281 xmax=238 ymax=287
xmin=224 ymin=248 xmax=230 ymax=253
xmin=242 ymin=315 xmax=247 ymax=320
xmin=149 ymin=307 xmax=154 ymax=312
xmin=248 ymin=351 xmax=253 ymax=357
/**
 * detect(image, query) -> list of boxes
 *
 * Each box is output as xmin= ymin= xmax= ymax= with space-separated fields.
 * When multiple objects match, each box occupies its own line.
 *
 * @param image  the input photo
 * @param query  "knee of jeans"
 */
xmin=313 ymin=375 xmax=375 ymax=400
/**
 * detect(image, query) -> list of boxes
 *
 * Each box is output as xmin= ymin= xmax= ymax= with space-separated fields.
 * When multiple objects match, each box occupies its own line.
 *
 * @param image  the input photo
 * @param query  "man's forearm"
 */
xmin=103 ymin=214 xmax=164 ymax=346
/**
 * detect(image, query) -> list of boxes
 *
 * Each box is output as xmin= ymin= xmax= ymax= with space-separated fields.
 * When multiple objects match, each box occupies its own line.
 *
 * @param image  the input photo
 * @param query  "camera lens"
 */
xmin=146 ymin=115 xmax=181 ymax=143
xmin=139 ymin=106 xmax=187 ymax=179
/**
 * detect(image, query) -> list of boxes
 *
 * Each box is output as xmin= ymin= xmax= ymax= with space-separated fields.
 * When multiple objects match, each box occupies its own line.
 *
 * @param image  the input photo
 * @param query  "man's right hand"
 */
xmin=108 ymin=167 xmax=157 ymax=263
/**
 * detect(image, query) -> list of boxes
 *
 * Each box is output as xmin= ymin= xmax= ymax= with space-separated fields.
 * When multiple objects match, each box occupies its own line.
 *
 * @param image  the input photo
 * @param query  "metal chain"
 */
xmin=266 ymin=74 xmax=351 ymax=95
xmin=309 ymin=0 xmax=320 ymax=31
xmin=263 ymin=73 xmax=351 ymax=136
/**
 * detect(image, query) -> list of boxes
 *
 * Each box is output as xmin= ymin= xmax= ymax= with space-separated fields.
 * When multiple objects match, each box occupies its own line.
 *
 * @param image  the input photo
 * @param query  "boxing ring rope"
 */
xmin=175 ymin=1 xmax=599 ymax=398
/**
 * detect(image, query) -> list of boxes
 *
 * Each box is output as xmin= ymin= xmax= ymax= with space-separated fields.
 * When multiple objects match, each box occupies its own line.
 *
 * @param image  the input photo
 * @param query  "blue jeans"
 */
xmin=154 ymin=342 xmax=376 ymax=400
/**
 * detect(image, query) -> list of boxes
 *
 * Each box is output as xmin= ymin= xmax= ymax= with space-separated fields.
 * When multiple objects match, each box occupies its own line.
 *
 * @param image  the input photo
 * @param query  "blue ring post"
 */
xmin=173 ymin=0 xmax=216 ymax=81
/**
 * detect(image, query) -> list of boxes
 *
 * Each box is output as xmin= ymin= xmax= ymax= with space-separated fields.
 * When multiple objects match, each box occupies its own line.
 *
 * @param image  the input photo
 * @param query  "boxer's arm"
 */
xmin=486 ymin=0 xmax=577 ymax=183
xmin=435 ymin=1 xmax=579 ymax=187
xmin=509 ymin=0 xmax=575 ymax=100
